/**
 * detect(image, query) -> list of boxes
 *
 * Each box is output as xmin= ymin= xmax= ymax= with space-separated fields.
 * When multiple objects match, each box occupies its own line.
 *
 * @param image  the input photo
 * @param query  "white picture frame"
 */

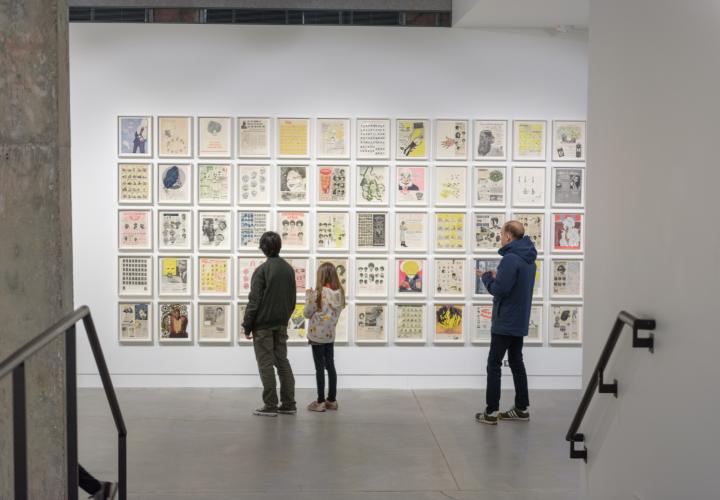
xmin=237 ymin=211 xmax=271 ymax=252
xmin=198 ymin=210 xmax=232 ymax=252
xmin=472 ymin=212 xmax=506 ymax=253
xmin=356 ymin=165 xmax=389 ymax=206
xmin=433 ymin=303 xmax=465 ymax=344
xmin=287 ymin=303 xmax=308 ymax=344
xmin=287 ymin=257 xmax=311 ymax=295
xmin=551 ymin=258 xmax=584 ymax=299
xmin=434 ymin=212 xmax=466 ymax=252
xmin=395 ymin=211 xmax=428 ymax=252
xmin=513 ymin=120 xmax=547 ymax=161
xmin=355 ymin=257 xmax=389 ymax=298
xmin=396 ymin=118 xmax=429 ymax=160
xmin=316 ymin=165 xmax=350 ymax=206
xmin=157 ymin=116 xmax=193 ymax=159
xmin=552 ymin=166 xmax=584 ymax=208
xmin=473 ymin=119 xmax=507 ymax=161
xmin=277 ymin=211 xmax=310 ymax=252
xmin=158 ymin=302 xmax=193 ymax=344
xmin=395 ymin=258 xmax=427 ymax=298
xmin=198 ymin=256 xmax=233 ymax=298
xmin=237 ymin=255 xmax=264 ymax=296
xmin=434 ymin=119 xmax=468 ymax=160
xmin=237 ymin=117 xmax=271 ymax=159
xmin=118 ymin=209 xmax=153 ymax=251
xmin=433 ymin=258 xmax=466 ymax=298
xmin=512 ymin=212 xmax=545 ymax=253
xmin=314 ymin=257 xmax=350 ymax=293
xmin=197 ymin=163 xmax=232 ymax=205
xmin=118 ymin=115 xmax=152 ymax=159
xmin=474 ymin=166 xmax=506 ymax=207
xmin=550 ymin=303 xmax=583 ymax=344
xmin=316 ymin=118 xmax=351 ymax=160
xmin=552 ymin=120 xmax=586 ymax=162
xmin=158 ymin=255 xmax=192 ymax=298
xmin=197 ymin=116 xmax=232 ymax=159
xmin=395 ymin=165 xmax=428 ymax=206
xmin=277 ymin=165 xmax=309 ymax=206
xmin=276 ymin=117 xmax=310 ymax=159
xmin=552 ymin=212 xmax=584 ymax=253
xmin=393 ymin=303 xmax=427 ymax=344
xmin=354 ymin=303 xmax=388 ymax=344
xmin=356 ymin=118 xmax=390 ymax=160
xmin=237 ymin=302 xmax=252 ymax=345
xmin=158 ymin=209 xmax=192 ymax=252
xmin=118 ymin=255 xmax=152 ymax=297
xmin=355 ymin=212 xmax=388 ymax=252
xmin=473 ymin=257 xmax=501 ymax=297
xmin=334 ymin=305 xmax=350 ymax=344
xmin=315 ymin=211 xmax=350 ymax=253
xmin=526 ymin=304 xmax=545 ymax=345
xmin=470 ymin=303 xmax=493 ymax=345
xmin=434 ymin=166 xmax=468 ymax=207
xmin=533 ymin=259 xmax=544 ymax=298
xmin=118 ymin=302 xmax=153 ymax=343
xmin=237 ymin=164 xmax=270 ymax=205
xmin=157 ymin=163 xmax=193 ymax=205
xmin=118 ymin=163 xmax=152 ymax=204
xmin=197 ymin=302 xmax=232 ymax=344
xmin=512 ymin=166 xmax=546 ymax=207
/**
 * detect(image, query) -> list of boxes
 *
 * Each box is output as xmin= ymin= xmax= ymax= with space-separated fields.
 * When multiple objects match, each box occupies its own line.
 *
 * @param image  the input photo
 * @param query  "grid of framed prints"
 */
xmin=116 ymin=116 xmax=585 ymax=347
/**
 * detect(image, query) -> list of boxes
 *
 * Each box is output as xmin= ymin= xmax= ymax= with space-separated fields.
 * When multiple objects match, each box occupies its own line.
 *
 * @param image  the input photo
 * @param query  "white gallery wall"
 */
xmin=583 ymin=0 xmax=720 ymax=498
xmin=70 ymin=23 xmax=587 ymax=388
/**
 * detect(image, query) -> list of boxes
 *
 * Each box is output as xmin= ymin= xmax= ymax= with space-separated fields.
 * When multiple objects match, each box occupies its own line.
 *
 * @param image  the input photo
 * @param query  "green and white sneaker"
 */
xmin=498 ymin=407 xmax=530 ymax=421
xmin=475 ymin=411 xmax=498 ymax=425
xmin=253 ymin=406 xmax=278 ymax=417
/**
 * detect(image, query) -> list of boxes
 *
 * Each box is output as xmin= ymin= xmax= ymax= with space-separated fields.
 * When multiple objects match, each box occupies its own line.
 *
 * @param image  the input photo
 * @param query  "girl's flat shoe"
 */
xmin=307 ymin=401 xmax=326 ymax=412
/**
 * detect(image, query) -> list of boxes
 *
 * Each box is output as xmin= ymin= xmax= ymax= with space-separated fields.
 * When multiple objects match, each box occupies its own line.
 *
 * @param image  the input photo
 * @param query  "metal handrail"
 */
xmin=566 ymin=310 xmax=656 ymax=462
xmin=0 ymin=306 xmax=127 ymax=500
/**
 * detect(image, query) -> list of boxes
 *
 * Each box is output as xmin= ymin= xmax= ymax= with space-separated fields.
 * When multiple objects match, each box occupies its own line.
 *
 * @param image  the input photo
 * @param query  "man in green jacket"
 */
xmin=242 ymin=231 xmax=297 ymax=416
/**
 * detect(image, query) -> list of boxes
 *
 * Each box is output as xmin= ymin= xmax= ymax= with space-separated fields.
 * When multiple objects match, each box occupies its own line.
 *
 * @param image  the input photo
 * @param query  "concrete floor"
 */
xmin=79 ymin=388 xmax=582 ymax=500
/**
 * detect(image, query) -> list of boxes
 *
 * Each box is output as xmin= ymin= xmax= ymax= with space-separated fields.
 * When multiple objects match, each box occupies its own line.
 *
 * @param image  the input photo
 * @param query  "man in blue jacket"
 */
xmin=476 ymin=220 xmax=536 ymax=425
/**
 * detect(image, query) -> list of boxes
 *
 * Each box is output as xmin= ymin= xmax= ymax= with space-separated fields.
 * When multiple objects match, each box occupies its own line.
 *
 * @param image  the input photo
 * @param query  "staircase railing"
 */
xmin=566 ymin=310 xmax=656 ymax=462
xmin=0 ymin=306 xmax=127 ymax=500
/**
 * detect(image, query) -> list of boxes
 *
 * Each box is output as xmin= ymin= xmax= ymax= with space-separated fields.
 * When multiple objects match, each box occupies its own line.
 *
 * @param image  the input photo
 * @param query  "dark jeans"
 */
xmin=79 ymin=464 xmax=101 ymax=495
xmin=253 ymin=326 xmax=296 ymax=409
xmin=486 ymin=334 xmax=529 ymax=413
xmin=311 ymin=343 xmax=337 ymax=403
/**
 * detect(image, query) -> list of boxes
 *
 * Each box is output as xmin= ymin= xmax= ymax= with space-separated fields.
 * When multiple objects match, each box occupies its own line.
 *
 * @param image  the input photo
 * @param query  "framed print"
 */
xmin=198 ymin=210 xmax=232 ymax=251
xmin=512 ymin=167 xmax=546 ymax=207
xmin=513 ymin=212 xmax=544 ymax=251
xmin=316 ymin=165 xmax=350 ymax=205
xmin=356 ymin=165 xmax=389 ymax=206
xmin=158 ymin=116 xmax=192 ymax=158
xmin=159 ymin=302 xmax=192 ymax=344
xmin=118 ymin=163 xmax=152 ymax=204
xmin=198 ymin=164 xmax=232 ymax=205
xmin=552 ymin=167 xmax=584 ymax=207
xmin=396 ymin=166 xmax=428 ymax=206
xmin=435 ymin=166 xmax=467 ymax=206
xmin=158 ymin=210 xmax=192 ymax=252
xmin=287 ymin=304 xmax=307 ymax=344
xmin=158 ymin=256 xmax=192 ymax=297
xmin=315 ymin=258 xmax=349 ymax=290
xmin=552 ymin=120 xmax=586 ymax=161
xmin=118 ymin=302 xmax=152 ymax=343
xmin=237 ymin=165 xmax=270 ymax=205
xmin=394 ymin=304 xmax=426 ymax=344
xmin=395 ymin=212 xmax=427 ymax=251
xmin=513 ymin=120 xmax=547 ymax=161
xmin=473 ymin=258 xmax=500 ymax=296
xmin=335 ymin=306 xmax=350 ymax=344
xmin=474 ymin=167 xmax=506 ymax=207
xmin=551 ymin=259 xmax=584 ymax=298
xmin=355 ymin=257 xmax=389 ymax=298
xmin=316 ymin=212 xmax=349 ymax=252
xmin=435 ymin=212 xmax=466 ymax=252
xmin=396 ymin=258 xmax=426 ymax=297
xmin=278 ymin=165 xmax=309 ymax=205
xmin=357 ymin=118 xmax=390 ymax=160
xmin=533 ymin=259 xmax=543 ymax=298
xmin=316 ymin=118 xmax=350 ymax=160
xmin=435 ymin=119 xmax=468 ymax=160
xmin=237 ymin=211 xmax=271 ymax=251
xmin=550 ymin=304 xmax=583 ymax=344
xmin=473 ymin=213 xmax=506 ymax=252
xmin=527 ymin=304 xmax=544 ymax=345
xmin=237 ymin=302 xmax=252 ymax=345
xmin=198 ymin=303 xmax=232 ymax=343
xmin=396 ymin=119 xmax=429 ymax=160
xmin=118 ymin=115 xmax=152 ymax=158
xmin=474 ymin=120 xmax=507 ymax=161
xmin=237 ymin=256 xmax=264 ymax=296
xmin=355 ymin=303 xmax=387 ymax=344
xmin=356 ymin=212 xmax=387 ymax=252
xmin=470 ymin=304 xmax=493 ymax=344
xmin=118 ymin=256 xmax=152 ymax=297
xmin=198 ymin=117 xmax=232 ymax=158
xmin=198 ymin=256 xmax=232 ymax=297
xmin=277 ymin=211 xmax=310 ymax=251
xmin=277 ymin=117 xmax=310 ymax=159
xmin=434 ymin=303 xmax=464 ymax=344
xmin=237 ymin=117 xmax=271 ymax=158
xmin=158 ymin=163 xmax=192 ymax=205
xmin=287 ymin=257 xmax=310 ymax=294
xmin=118 ymin=209 xmax=152 ymax=251
xmin=553 ymin=213 xmax=584 ymax=252
xmin=434 ymin=258 xmax=465 ymax=297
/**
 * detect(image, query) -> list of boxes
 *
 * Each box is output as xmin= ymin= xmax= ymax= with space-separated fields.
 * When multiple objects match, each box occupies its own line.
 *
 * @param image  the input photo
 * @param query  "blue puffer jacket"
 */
xmin=481 ymin=236 xmax=537 ymax=337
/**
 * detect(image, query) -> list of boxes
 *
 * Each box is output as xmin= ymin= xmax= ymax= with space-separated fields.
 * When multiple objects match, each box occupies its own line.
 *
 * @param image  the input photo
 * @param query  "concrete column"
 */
xmin=0 ymin=1 xmax=73 ymax=498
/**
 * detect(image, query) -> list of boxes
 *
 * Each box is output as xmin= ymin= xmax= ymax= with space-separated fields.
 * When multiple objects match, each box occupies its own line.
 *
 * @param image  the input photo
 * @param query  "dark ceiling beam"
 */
xmin=68 ymin=0 xmax=451 ymax=10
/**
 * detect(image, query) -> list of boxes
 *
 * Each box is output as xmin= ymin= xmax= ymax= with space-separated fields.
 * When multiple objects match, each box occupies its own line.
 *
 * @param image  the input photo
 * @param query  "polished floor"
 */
xmin=79 ymin=388 xmax=582 ymax=500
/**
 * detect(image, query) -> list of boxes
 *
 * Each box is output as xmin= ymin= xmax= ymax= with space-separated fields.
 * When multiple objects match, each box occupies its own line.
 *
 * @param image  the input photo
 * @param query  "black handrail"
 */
xmin=566 ymin=310 xmax=655 ymax=462
xmin=0 ymin=306 xmax=127 ymax=500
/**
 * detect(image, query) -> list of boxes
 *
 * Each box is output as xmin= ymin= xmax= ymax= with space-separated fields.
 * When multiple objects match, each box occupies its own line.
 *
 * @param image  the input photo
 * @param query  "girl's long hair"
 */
xmin=315 ymin=262 xmax=346 ymax=309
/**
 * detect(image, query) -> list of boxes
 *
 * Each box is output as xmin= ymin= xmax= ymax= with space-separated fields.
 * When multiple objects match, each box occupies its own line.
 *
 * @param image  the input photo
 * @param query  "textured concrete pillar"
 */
xmin=0 ymin=1 xmax=73 ymax=498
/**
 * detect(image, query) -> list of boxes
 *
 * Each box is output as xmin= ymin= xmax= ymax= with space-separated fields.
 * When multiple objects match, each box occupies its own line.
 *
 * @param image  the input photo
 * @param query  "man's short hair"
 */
xmin=503 ymin=220 xmax=525 ymax=240
xmin=259 ymin=231 xmax=282 ymax=257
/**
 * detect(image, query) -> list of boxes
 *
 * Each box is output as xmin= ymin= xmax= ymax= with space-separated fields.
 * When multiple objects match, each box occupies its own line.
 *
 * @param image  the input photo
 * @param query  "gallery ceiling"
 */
xmin=452 ymin=0 xmax=589 ymax=29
